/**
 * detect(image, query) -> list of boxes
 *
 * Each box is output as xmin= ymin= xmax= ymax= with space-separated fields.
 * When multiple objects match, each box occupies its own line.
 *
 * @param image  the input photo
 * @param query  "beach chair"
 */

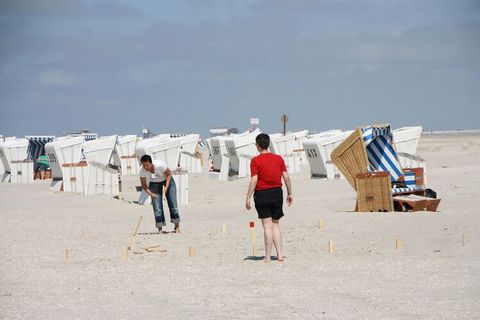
xmin=45 ymin=136 xmax=87 ymax=193
xmin=207 ymin=136 xmax=230 ymax=181
xmin=269 ymin=132 xmax=302 ymax=173
xmin=0 ymin=138 xmax=33 ymax=183
xmin=116 ymin=135 xmax=140 ymax=176
xmin=331 ymin=124 xmax=440 ymax=212
xmin=178 ymin=134 xmax=202 ymax=174
xmin=223 ymin=129 xmax=260 ymax=178
xmin=26 ymin=136 xmax=55 ymax=180
xmin=393 ymin=126 xmax=427 ymax=183
xmin=303 ymin=130 xmax=352 ymax=179
xmin=83 ymin=135 xmax=120 ymax=196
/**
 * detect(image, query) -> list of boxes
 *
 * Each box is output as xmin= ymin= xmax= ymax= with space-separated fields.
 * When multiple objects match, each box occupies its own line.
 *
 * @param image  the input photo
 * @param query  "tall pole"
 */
xmin=281 ymin=114 xmax=288 ymax=136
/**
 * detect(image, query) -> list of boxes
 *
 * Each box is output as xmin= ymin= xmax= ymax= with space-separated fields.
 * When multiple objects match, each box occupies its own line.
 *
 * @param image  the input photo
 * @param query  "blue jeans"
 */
xmin=149 ymin=179 xmax=181 ymax=228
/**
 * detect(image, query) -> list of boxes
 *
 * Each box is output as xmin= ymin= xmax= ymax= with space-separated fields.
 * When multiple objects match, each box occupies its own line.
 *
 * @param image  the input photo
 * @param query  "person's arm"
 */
xmin=245 ymin=175 xmax=258 ymax=210
xmin=164 ymin=168 xmax=172 ymax=192
xmin=282 ymin=171 xmax=293 ymax=206
xmin=140 ymin=177 xmax=158 ymax=198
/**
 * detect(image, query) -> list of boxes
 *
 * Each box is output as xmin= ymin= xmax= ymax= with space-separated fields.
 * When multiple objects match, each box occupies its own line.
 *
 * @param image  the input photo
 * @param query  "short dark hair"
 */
xmin=255 ymin=133 xmax=270 ymax=150
xmin=140 ymin=154 xmax=152 ymax=163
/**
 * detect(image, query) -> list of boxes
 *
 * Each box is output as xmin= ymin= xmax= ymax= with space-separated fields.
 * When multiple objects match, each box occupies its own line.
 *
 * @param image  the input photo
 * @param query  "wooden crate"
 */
xmin=355 ymin=172 xmax=393 ymax=212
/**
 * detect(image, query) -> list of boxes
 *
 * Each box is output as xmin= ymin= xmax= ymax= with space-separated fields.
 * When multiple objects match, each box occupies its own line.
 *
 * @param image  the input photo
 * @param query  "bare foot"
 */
xmin=263 ymin=257 xmax=272 ymax=263
xmin=157 ymin=228 xmax=168 ymax=234
xmin=174 ymin=224 xmax=180 ymax=234
xmin=277 ymin=256 xmax=285 ymax=262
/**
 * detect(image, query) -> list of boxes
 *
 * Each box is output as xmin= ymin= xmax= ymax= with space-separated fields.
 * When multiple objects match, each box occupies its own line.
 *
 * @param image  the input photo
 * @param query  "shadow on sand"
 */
xmin=243 ymin=256 xmax=285 ymax=261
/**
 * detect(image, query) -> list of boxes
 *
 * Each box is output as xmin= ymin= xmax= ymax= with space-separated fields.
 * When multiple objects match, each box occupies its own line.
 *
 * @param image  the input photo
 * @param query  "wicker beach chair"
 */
xmin=331 ymin=124 xmax=439 ymax=212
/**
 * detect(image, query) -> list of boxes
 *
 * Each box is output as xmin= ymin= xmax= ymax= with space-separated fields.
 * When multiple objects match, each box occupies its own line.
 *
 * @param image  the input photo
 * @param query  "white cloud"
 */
xmin=38 ymin=70 xmax=76 ymax=87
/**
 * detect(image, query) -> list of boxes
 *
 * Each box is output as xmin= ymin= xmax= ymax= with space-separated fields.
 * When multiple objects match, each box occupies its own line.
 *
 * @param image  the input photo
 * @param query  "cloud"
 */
xmin=38 ymin=70 xmax=76 ymax=87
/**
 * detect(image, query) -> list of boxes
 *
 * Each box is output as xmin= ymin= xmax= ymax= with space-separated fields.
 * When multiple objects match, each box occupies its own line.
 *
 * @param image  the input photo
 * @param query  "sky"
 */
xmin=0 ymin=0 xmax=479 ymax=138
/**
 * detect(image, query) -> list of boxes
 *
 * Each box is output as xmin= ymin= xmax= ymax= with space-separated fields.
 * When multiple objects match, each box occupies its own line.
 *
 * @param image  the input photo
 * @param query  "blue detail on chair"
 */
xmin=362 ymin=125 xmax=403 ymax=182
xmin=26 ymin=136 xmax=55 ymax=161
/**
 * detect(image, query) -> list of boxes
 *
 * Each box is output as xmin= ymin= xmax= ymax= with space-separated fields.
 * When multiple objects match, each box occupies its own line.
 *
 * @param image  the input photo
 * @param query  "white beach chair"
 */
xmin=392 ymin=126 xmax=426 ymax=182
xmin=178 ymin=134 xmax=202 ymax=173
xmin=0 ymin=138 xmax=33 ymax=183
xmin=303 ymin=130 xmax=352 ymax=179
xmin=269 ymin=132 xmax=302 ymax=173
xmin=224 ymin=129 xmax=260 ymax=178
xmin=116 ymin=135 xmax=140 ymax=176
xmin=45 ymin=136 xmax=86 ymax=193
xmin=83 ymin=135 xmax=120 ymax=196
xmin=207 ymin=135 xmax=231 ymax=181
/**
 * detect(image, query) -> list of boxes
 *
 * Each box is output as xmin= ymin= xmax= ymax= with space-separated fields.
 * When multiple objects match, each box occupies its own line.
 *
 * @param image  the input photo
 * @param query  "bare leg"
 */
xmin=261 ymin=218 xmax=273 ymax=262
xmin=272 ymin=219 xmax=283 ymax=262
xmin=174 ymin=223 xmax=180 ymax=233
xmin=40 ymin=170 xmax=45 ymax=180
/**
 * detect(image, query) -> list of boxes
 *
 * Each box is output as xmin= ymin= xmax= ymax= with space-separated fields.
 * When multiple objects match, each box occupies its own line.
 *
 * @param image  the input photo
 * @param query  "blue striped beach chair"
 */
xmin=361 ymin=126 xmax=423 ymax=195
xmin=332 ymin=124 xmax=432 ymax=212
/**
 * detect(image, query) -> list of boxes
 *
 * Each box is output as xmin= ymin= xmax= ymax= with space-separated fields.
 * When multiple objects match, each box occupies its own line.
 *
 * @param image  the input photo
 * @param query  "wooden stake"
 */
xmin=144 ymin=245 xmax=167 ymax=253
xmin=133 ymin=216 xmax=143 ymax=236
xmin=249 ymin=221 xmax=257 ymax=256
xmin=130 ymin=235 xmax=136 ymax=251
xmin=121 ymin=246 xmax=129 ymax=260
xmin=221 ymin=224 xmax=227 ymax=234
xmin=328 ymin=240 xmax=335 ymax=253
xmin=253 ymin=243 xmax=259 ymax=257
xmin=189 ymin=246 xmax=196 ymax=257
xmin=396 ymin=238 xmax=402 ymax=250
xmin=319 ymin=219 xmax=325 ymax=229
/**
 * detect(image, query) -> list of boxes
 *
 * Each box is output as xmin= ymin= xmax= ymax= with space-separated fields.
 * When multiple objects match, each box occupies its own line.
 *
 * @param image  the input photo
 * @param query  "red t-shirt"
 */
xmin=250 ymin=153 xmax=287 ymax=191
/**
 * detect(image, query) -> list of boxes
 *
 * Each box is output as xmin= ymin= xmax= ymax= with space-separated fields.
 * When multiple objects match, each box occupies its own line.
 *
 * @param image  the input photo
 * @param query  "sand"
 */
xmin=0 ymin=134 xmax=479 ymax=319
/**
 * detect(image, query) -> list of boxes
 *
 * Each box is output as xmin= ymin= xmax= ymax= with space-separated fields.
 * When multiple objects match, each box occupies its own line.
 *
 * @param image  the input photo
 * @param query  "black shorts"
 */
xmin=253 ymin=187 xmax=284 ymax=220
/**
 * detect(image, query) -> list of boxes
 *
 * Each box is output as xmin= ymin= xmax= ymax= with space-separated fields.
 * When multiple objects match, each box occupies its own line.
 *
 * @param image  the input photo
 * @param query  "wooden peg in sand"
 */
xmin=249 ymin=221 xmax=258 ymax=256
xmin=253 ymin=243 xmax=259 ymax=257
xmin=319 ymin=219 xmax=325 ymax=229
xmin=132 ymin=216 xmax=143 ymax=236
xmin=130 ymin=235 xmax=136 ymax=251
xmin=395 ymin=238 xmax=402 ymax=250
xmin=189 ymin=246 xmax=196 ymax=257
xmin=249 ymin=221 xmax=255 ymax=241
xmin=121 ymin=246 xmax=129 ymax=260
xmin=328 ymin=240 xmax=335 ymax=253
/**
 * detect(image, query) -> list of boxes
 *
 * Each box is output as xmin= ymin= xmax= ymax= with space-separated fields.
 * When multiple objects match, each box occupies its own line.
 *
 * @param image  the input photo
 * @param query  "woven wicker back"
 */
xmin=331 ymin=128 xmax=369 ymax=189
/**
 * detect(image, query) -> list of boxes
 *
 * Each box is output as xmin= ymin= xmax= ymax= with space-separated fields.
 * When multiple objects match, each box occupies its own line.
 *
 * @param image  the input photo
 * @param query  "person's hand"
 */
xmin=149 ymin=191 xmax=159 ymax=199
xmin=286 ymin=195 xmax=293 ymax=206
xmin=245 ymin=199 xmax=252 ymax=210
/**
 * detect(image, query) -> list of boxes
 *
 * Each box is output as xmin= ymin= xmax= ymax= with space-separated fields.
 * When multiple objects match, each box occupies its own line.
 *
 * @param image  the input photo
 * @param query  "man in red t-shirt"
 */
xmin=246 ymin=133 xmax=293 ymax=262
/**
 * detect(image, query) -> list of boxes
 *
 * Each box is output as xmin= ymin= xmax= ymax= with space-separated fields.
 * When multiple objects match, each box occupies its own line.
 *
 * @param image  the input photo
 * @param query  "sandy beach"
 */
xmin=1 ymin=133 xmax=479 ymax=320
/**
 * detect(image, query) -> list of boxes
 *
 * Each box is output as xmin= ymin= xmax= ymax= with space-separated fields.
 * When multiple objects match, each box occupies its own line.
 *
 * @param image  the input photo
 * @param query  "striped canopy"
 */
xmin=26 ymin=136 xmax=55 ymax=161
xmin=362 ymin=125 xmax=403 ymax=182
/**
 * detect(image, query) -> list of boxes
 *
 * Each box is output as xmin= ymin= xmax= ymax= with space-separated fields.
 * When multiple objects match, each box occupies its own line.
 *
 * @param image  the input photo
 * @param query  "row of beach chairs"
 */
xmin=0 ymin=134 xmax=203 ymax=205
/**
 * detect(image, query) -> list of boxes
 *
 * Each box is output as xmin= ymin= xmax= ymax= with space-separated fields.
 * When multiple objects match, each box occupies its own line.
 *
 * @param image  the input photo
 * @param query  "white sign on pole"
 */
xmin=250 ymin=118 xmax=259 ymax=125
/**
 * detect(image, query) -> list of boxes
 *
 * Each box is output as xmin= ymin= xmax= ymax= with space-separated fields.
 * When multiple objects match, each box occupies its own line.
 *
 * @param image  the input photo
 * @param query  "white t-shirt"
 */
xmin=139 ymin=159 xmax=168 ymax=183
